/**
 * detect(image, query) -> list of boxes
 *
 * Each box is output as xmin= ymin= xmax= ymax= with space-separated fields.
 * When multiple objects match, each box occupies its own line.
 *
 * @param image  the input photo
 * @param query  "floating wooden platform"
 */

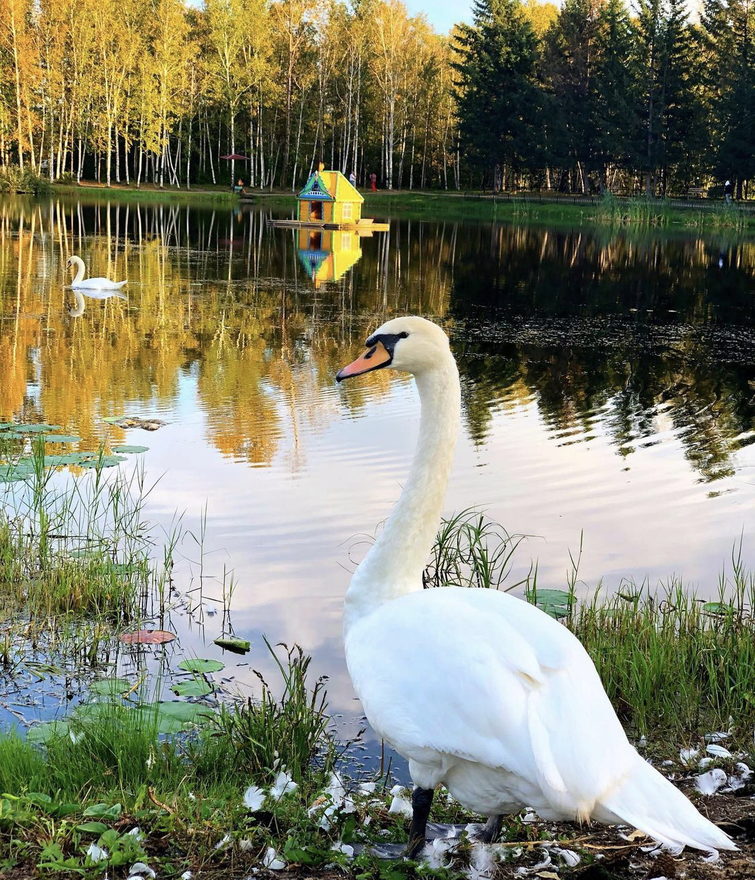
xmin=268 ymin=218 xmax=390 ymax=233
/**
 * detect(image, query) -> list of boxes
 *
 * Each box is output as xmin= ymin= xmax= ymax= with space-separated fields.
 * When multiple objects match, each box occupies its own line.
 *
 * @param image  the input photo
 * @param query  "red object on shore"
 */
xmin=220 ymin=154 xmax=250 ymax=160
xmin=370 ymin=172 xmax=377 ymax=192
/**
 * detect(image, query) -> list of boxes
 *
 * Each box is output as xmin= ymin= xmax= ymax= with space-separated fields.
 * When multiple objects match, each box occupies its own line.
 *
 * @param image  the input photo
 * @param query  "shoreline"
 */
xmin=42 ymin=182 xmax=755 ymax=233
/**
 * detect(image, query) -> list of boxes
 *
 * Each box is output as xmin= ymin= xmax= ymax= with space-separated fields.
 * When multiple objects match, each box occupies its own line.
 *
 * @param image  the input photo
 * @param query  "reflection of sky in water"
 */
xmin=0 ymin=195 xmax=754 ymax=737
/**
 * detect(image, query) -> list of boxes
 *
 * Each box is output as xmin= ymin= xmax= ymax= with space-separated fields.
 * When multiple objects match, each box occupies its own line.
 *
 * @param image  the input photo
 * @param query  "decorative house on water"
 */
xmin=297 ymin=166 xmax=363 ymax=226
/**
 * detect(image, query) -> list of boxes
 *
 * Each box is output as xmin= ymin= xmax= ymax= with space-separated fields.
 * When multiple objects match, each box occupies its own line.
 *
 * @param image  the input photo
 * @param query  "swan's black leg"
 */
xmin=405 ymin=787 xmax=434 ymax=859
xmin=476 ymin=814 xmax=503 ymax=843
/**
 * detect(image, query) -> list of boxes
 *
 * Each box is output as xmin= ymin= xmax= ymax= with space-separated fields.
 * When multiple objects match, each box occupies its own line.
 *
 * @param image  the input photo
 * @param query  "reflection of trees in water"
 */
xmin=449 ymin=225 xmax=755 ymax=482
xmin=0 ymin=197 xmax=753 ymax=481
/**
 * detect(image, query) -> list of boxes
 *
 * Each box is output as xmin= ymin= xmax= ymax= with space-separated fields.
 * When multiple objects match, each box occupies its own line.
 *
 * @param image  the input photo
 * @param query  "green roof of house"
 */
xmin=298 ymin=170 xmax=364 ymax=203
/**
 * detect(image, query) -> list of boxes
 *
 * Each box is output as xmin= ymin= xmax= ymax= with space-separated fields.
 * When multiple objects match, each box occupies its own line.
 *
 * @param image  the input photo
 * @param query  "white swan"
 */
xmin=66 ymin=255 xmax=127 ymax=290
xmin=336 ymin=316 xmax=735 ymax=858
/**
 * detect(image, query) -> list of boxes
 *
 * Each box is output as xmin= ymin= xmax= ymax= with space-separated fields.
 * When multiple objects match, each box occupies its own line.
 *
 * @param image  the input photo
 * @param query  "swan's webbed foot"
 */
xmin=405 ymin=786 xmax=434 ymax=859
xmin=474 ymin=814 xmax=503 ymax=844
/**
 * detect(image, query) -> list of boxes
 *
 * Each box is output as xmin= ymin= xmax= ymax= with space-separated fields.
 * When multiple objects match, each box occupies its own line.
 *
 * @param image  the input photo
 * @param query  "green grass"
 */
xmin=50 ymin=181 xmax=237 ymax=204
xmin=571 ymin=556 xmax=755 ymax=746
xmin=0 ymin=440 xmax=153 ymax=622
xmin=258 ymin=188 xmax=755 ymax=232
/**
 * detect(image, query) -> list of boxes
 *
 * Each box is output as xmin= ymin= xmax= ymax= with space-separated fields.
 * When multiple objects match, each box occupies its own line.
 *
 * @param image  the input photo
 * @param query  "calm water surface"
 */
xmin=1 ymin=195 xmax=754 ymax=738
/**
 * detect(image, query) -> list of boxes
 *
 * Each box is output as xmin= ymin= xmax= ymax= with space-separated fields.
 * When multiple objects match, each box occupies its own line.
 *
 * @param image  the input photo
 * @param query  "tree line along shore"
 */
xmin=0 ymin=0 xmax=751 ymax=199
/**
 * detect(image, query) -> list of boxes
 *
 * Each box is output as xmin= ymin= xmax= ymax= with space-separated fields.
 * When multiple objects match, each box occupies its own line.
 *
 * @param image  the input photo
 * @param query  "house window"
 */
xmin=342 ymin=202 xmax=353 ymax=220
xmin=311 ymin=201 xmax=323 ymax=220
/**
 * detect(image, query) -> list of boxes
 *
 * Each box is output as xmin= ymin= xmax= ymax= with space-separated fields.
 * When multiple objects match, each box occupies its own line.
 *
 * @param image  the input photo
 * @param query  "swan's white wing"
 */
xmin=346 ymin=587 xmax=635 ymax=818
xmin=72 ymin=278 xmax=127 ymax=290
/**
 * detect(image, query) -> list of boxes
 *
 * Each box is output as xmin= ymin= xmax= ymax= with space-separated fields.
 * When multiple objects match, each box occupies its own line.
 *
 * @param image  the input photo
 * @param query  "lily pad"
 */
xmin=119 ymin=629 xmax=176 ymax=645
xmin=213 ymin=636 xmax=251 ymax=654
xmin=137 ymin=701 xmax=213 ymax=734
xmin=43 ymin=435 xmax=81 ymax=444
xmin=177 ymin=658 xmax=225 ymax=674
xmin=11 ymin=424 xmax=62 ymax=433
xmin=0 ymin=433 xmax=28 ymax=441
xmin=45 ymin=452 xmax=97 ymax=466
xmin=171 ymin=678 xmax=213 ymax=697
xmin=27 ymin=721 xmax=70 ymax=744
xmin=702 ymin=602 xmax=734 ymax=615
xmin=90 ymin=677 xmax=132 ymax=696
xmin=79 ymin=455 xmax=126 ymax=469
xmin=530 ymin=588 xmax=574 ymax=620
xmin=112 ymin=445 xmax=149 ymax=454
xmin=73 ymin=703 xmax=121 ymax=721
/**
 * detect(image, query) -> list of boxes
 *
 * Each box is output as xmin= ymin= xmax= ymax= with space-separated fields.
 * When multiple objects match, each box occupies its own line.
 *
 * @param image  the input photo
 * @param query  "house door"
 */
xmin=311 ymin=201 xmax=322 ymax=220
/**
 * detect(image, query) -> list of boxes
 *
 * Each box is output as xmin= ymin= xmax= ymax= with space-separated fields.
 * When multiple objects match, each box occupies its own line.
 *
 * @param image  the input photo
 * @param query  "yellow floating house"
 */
xmin=297 ymin=229 xmax=363 ymax=288
xmin=297 ymin=168 xmax=363 ymax=225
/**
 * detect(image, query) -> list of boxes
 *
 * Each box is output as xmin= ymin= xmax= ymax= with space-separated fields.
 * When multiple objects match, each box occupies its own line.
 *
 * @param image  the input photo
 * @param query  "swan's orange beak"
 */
xmin=336 ymin=341 xmax=392 ymax=381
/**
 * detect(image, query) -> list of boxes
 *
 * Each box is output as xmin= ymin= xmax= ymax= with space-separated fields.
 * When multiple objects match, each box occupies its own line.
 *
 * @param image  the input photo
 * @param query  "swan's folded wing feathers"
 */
xmin=346 ymin=587 xmax=635 ymax=815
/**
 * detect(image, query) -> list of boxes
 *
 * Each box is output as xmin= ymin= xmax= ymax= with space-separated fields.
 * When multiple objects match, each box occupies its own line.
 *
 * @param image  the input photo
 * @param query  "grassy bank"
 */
xmin=51 ymin=181 xmax=237 ymax=204
xmin=0 ymin=461 xmax=753 ymax=877
xmin=255 ymin=188 xmax=755 ymax=233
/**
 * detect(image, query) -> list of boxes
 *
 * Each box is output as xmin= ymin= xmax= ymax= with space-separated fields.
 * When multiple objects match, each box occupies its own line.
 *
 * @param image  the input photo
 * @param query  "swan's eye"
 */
xmin=398 ymin=331 xmax=408 ymax=339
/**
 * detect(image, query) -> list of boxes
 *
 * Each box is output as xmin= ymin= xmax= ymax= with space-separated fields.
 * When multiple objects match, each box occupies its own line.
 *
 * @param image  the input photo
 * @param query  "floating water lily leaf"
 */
xmin=137 ymin=701 xmax=213 ymax=733
xmin=27 ymin=721 xmax=70 ymax=744
xmin=0 ymin=469 xmax=31 ymax=483
xmin=531 ymin=589 xmax=574 ymax=620
xmin=214 ymin=636 xmax=250 ymax=654
xmin=0 ymin=433 xmax=27 ymax=441
xmin=74 ymin=703 xmax=121 ymax=722
xmin=171 ymin=678 xmax=213 ymax=697
xmin=43 ymin=435 xmax=81 ymax=444
xmin=702 ymin=602 xmax=734 ymax=615
xmin=90 ymin=677 xmax=132 ymax=696
xmin=76 ymin=821 xmax=110 ymax=834
xmin=119 ymin=629 xmax=176 ymax=645
xmin=79 ymin=455 xmax=126 ymax=469
xmin=112 ymin=445 xmax=149 ymax=454
xmin=45 ymin=452 xmax=97 ymax=466
xmin=12 ymin=424 xmax=62 ymax=433
xmin=178 ymin=658 xmax=225 ymax=674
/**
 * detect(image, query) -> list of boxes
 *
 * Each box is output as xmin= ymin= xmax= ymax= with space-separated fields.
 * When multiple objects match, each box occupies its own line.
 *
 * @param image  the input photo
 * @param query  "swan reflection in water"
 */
xmin=67 ymin=288 xmax=128 ymax=317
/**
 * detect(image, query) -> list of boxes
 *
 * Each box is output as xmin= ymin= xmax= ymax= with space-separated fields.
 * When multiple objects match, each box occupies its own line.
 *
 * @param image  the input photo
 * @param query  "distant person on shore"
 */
xmin=234 ymin=177 xmax=244 ymax=194
xmin=349 ymin=170 xmax=357 ymax=187
xmin=370 ymin=172 xmax=377 ymax=192
xmin=724 ymin=179 xmax=733 ymax=203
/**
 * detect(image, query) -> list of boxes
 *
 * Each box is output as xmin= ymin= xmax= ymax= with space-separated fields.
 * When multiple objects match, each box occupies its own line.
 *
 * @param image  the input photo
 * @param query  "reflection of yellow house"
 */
xmin=297 ymin=168 xmax=363 ymax=226
xmin=297 ymin=229 xmax=362 ymax=288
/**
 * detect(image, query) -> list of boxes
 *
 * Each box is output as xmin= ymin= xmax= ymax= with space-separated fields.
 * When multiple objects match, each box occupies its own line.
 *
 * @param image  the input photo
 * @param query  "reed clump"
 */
xmin=571 ymin=556 xmax=755 ymax=745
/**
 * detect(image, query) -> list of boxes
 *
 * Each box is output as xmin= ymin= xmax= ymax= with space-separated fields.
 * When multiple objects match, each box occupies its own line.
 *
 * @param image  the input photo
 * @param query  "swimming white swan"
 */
xmin=336 ymin=316 xmax=735 ymax=858
xmin=66 ymin=255 xmax=127 ymax=290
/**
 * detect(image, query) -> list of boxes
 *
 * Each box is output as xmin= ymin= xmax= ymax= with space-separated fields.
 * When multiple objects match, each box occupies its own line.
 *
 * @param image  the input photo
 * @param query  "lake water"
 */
xmin=1 ymin=194 xmax=754 ymax=744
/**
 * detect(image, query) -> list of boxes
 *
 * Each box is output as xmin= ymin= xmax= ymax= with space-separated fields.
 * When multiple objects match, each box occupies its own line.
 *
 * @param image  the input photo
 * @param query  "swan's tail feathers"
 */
xmin=598 ymin=755 xmax=736 ymax=854
xmin=116 ymin=280 xmax=128 ymax=288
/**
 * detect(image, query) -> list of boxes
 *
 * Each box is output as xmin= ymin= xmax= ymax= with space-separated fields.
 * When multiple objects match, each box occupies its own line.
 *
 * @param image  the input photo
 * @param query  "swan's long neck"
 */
xmin=71 ymin=257 xmax=85 ymax=284
xmin=344 ymin=357 xmax=461 ymax=631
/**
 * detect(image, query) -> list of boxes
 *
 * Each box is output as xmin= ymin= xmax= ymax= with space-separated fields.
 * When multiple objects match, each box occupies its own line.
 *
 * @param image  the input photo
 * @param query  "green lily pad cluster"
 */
xmin=0 ymin=422 xmax=148 ymax=483
xmin=27 ymin=655 xmax=227 ymax=742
